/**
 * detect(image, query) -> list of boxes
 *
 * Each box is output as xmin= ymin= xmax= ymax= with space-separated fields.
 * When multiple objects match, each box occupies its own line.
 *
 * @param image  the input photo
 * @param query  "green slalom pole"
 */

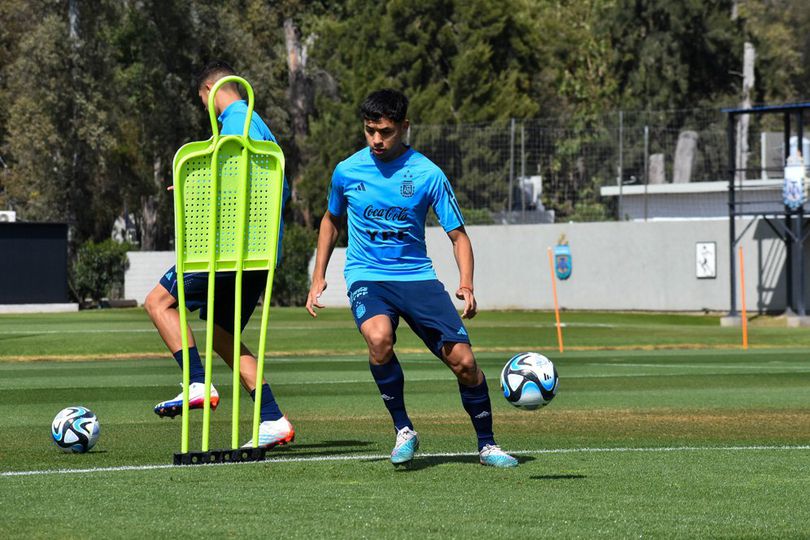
xmin=174 ymin=184 xmax=191 ymax=455
xmin=252 ymin=152 xmax=285 ymax=447
xmin=200 ymin=105 xmax=222 ymax=452
xmin=251 ymin=267 xmax=275 ymax=445
xmin=231 ymin=148 xmax=250 ymax=449
xmin=231 ymin=78 xmax=255 ymax=449
xmin=200 ymin=147 xmax=219 ymax=452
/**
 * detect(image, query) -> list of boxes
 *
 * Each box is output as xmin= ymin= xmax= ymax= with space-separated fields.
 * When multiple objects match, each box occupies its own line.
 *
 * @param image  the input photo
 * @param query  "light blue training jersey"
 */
xmin=328 ymin=146 xmax=465 ymax=288
xmin=218 ymin=100 xmax=290 ymax=261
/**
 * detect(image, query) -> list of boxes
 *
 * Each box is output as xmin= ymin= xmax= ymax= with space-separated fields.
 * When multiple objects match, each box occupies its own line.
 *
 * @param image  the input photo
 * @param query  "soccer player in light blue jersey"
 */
xmin=144 ymin=62 xmax=294 ymax=449
xmin=306 ymin=89 xmax=518 ymax=468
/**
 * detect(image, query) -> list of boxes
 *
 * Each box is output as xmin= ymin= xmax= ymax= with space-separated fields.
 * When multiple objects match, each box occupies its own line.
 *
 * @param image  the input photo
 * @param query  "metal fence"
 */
xmin=410 ymin=108 xmax=739 ymax=223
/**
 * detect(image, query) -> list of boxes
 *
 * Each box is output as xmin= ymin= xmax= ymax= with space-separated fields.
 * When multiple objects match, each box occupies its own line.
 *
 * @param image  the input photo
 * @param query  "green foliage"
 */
xmin=3 ymin=0 xmax=810 ymax=238
xmin=72 ymin=239 xmax=131 ymax=303
xmin=271 ymin=223 xmax=317 ymax=306
xmin=426 ymin=207 xmax=494 ymax=226
xmin=606 ymin=0 xmax=743 ymax=111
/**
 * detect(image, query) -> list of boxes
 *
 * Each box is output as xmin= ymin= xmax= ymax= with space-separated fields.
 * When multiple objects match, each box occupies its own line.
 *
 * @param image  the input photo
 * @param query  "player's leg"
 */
xmin=350 ymin=282 xmax=418 ymax=464
xmin=144 ymin=267 xmax=214 ymax=417
xmin=210 ymin=271 xmax=293 ymax=449
xmin=440 ymin=342 xmax=516 ymax=467
xmin=401 ymin=280 xmax=518 ymax=468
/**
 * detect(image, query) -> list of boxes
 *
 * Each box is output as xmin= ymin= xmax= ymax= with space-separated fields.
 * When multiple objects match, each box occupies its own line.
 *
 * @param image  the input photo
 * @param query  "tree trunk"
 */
xmin=735 ymin=42 xmax=755 ymax=182
xmin=284 ymin=17 xmax=315 ymax=227
xmin=140 ymin=155 xmax=162 ymax=250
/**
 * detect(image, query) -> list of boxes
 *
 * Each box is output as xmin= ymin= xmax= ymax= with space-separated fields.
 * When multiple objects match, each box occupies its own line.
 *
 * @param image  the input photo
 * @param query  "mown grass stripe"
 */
xmin=3 ymin=445 xmax=808 ymax=477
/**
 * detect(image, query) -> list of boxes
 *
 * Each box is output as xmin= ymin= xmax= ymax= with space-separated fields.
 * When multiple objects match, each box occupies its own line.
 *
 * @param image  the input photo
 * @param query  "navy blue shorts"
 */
xmin=159 ymin=266 xmax=268 ymax=333
xmin=348 ymin=280 xmax=470 ymax=359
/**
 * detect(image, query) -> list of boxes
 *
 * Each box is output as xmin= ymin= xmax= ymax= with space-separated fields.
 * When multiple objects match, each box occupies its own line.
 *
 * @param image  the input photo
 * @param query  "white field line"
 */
xmin=0 ymin=322 xmax=619 ymax=335
xmin=597 ymin=362 xmax=810 ymax=370
xmin=2 ymin=445 xmax=808 ymax=478
xmin=8 ymin=366 xmax=810 ymax=391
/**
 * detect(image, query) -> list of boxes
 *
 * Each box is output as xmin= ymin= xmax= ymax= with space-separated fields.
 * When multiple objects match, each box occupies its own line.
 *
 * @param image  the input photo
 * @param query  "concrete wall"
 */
xmin=126 ymin=218 xmax=804 ymax=312
xmin=125 ymin=251 xmax=175 ymax=304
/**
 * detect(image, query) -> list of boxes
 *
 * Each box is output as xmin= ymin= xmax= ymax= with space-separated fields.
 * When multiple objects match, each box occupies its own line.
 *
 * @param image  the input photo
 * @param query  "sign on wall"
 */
xmin=696 ymin=242 xmax=716 ymax=279
xmin=554 ymin=234 xmax=572 ymax=280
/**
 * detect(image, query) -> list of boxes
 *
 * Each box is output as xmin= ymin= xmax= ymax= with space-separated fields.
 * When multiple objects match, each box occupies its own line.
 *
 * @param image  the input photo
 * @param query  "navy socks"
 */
xmin=172 ymin=346 xmax=205 ymax=384
xmin=250 ymin=383 xmax=284 ymax=422
xmin=459 ymin=375 xmax=496 ymax=450
xmin=369 ymin=354 xmax=413 ymax=431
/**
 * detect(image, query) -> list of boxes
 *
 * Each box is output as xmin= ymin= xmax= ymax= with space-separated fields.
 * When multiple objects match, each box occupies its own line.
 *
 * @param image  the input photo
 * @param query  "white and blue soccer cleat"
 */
xmin=390 ymin=426 xmax=419 ymax=465
xmin=479 ymin=444 xmax=519 ymax=468
xmin=241 ymin=416 xmax=295 ymax=449
xmin=153 ymin=382 xmax=219 ymax=418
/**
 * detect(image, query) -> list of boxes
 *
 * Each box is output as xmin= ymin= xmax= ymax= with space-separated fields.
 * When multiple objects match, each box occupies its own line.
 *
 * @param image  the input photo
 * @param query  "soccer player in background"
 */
xmin=144 ymin=61 xmax=294 ymax=449
xmin=305 ymin=89 xmax=518 ymax=468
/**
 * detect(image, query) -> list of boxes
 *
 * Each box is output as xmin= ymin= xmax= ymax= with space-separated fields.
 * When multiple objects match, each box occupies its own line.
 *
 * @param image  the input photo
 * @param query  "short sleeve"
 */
xmin=327 ymin=166 xmax=347 ymax=216
xmin=429 ymin=172 xmax=465 ymax=232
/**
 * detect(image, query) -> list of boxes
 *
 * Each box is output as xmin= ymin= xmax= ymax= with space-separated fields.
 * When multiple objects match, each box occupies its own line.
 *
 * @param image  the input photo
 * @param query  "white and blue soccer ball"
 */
xmin=500 ymin=352 xmax=559 ymax=410
xmin=51 ymin=406 xmax=100 ymax=453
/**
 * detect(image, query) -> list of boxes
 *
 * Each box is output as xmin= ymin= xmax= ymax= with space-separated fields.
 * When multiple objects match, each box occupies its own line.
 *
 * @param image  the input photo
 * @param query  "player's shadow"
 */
xmin=270 ymin=440 xmax=372 ymax=456
xmin=382 ymin=454 xmax=536 ymax=471
xmin=530 ymin=474 xmax=586 ymax=480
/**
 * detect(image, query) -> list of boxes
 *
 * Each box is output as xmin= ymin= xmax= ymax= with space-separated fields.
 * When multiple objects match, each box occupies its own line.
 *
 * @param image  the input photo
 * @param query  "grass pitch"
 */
xmin=1 ymin=308 xmax=809 ymax=538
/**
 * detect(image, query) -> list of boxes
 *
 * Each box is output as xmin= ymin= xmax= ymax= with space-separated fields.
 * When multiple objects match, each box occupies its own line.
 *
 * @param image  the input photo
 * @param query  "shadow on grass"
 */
xmin=368 ymin=454 xmax=537 ymax=471
xmin=530 ymin=474 xmax=587 ymax=480
xmin=269 ymin=440 xmax=374 ymax=456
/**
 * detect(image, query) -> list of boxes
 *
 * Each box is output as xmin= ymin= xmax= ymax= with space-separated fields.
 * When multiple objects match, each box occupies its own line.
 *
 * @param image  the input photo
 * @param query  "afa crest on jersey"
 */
xmin=554 ymin=236 xmax=572 ymax=280
xmin=400 ymin=179 xmax=414 ymax=198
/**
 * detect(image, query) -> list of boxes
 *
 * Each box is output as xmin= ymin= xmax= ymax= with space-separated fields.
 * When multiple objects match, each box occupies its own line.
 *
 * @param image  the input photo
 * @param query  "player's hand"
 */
xmin=456 ymin=286 xmax=477 ymax=319
xmin=167 ymin=185 xmax=174 ymax=191
xmin=306 ymin=279 xmax=328 ymax=318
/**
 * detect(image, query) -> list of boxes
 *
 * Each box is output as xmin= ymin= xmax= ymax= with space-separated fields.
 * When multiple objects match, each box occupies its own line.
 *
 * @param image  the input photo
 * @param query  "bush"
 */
xmin=271 ymin=223 xmax=317 ymax=306
xmin=73 ymin=239 xmax=131 ymax=304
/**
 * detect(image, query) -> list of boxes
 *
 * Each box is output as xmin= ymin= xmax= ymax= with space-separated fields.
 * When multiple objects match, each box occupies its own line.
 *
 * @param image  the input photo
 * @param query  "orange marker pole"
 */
xmin=547 ymin=247 xmax=564 ymax=353
xmin=739 ymin=246 xmax=748 ymax=350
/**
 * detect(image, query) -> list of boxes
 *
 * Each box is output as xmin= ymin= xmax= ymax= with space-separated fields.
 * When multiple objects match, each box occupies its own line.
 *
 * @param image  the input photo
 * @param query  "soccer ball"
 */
xmin=51 ymin=406 xmax=100 ymax=453
xmin=500 ymin=352 xmax=559 ymax=410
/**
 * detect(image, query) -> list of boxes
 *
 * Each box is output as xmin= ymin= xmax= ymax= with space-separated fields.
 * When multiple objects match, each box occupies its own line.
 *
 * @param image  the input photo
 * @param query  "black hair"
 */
xmin=360 ymin=89 xmax=409 ymax=123
xmin=195 ymin=60 xmax=237 ymax=90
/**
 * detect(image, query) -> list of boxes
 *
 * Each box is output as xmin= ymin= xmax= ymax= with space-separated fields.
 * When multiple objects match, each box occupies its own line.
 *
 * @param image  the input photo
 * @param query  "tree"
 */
xmin=607 ymin=0 xmax=743 ymax=112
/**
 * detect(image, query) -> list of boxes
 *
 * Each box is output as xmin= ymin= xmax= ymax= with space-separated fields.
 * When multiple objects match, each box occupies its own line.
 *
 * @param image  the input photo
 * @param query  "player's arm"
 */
xmin=306 ymin=210 xmax=341 ymax=317
xmin=447 ymin=226 xmax=477 ymax=319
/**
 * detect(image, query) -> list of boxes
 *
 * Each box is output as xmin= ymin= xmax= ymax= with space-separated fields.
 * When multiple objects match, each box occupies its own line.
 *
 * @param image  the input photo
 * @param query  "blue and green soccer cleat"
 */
xmin=479 ymin=444 xmax=519 ymax=468
xmin=391 ymin=426 xmax=419 ymax=465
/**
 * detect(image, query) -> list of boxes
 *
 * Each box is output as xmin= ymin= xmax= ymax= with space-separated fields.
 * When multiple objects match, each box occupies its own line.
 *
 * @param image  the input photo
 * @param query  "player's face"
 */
xmin=364 ymin=117 xmax=409 ymax=162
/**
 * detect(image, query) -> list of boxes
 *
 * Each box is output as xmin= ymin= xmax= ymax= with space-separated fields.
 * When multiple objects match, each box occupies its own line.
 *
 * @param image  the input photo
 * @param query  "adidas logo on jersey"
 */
xmin=356 ymin=182 xmax=367 ymax=191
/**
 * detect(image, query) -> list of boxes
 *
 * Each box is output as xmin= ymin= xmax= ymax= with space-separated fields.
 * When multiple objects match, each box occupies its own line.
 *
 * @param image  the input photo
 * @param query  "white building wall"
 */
xmin=126 ymin=219 xmax=800 ymax=312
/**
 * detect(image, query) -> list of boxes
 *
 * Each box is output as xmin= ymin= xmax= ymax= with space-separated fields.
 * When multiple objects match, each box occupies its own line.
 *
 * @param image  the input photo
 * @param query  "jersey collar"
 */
xmin=217 ymin=100 xmax=247 ymax=125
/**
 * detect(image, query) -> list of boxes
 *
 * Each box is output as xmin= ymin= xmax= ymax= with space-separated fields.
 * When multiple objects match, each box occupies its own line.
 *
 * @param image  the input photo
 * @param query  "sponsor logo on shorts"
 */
xmin=350 ymin=287 xmax=368 ymax=304
xmin=355 ymin=303 xmax=367 ymax=319
xmin=457 ymin=326 xmax=468 ymax=336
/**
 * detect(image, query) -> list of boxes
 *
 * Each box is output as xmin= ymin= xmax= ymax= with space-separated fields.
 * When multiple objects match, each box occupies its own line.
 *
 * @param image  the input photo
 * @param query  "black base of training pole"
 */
xmin=173 ymin=447 xmax=268 ymax=465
